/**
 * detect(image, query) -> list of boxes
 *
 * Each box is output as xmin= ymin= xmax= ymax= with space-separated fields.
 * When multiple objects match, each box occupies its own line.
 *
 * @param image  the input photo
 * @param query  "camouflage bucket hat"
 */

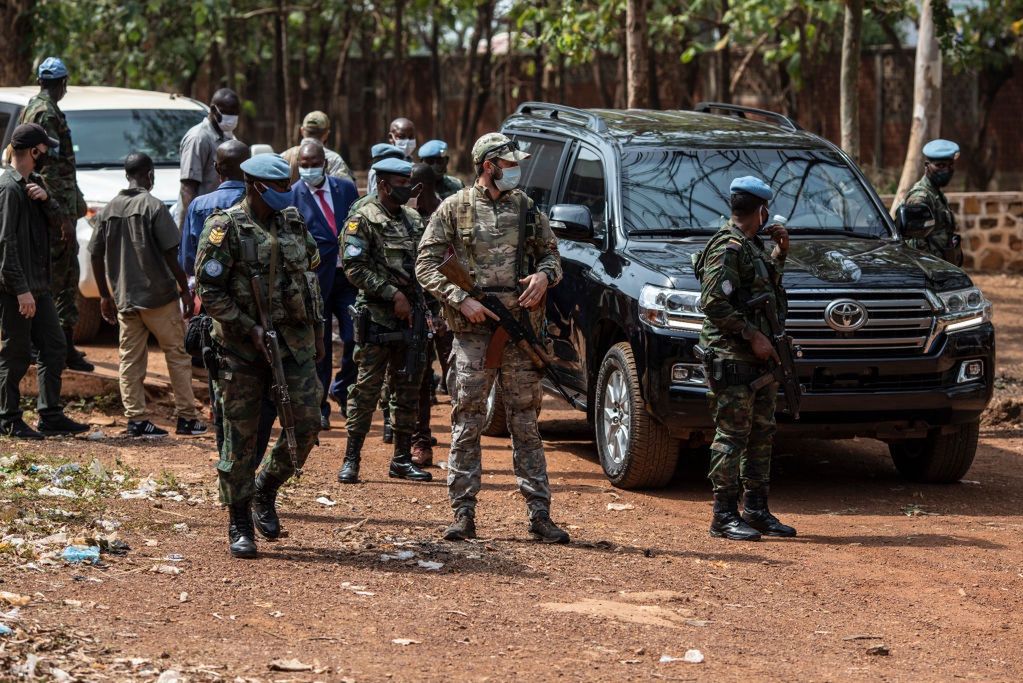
xmin=472 ymin=133 xmax=530 ymax=165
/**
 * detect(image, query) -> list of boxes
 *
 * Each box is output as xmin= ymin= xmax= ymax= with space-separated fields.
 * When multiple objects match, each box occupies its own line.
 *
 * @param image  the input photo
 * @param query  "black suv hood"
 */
xmin=625 ymin=237 xmax=972 ymax=291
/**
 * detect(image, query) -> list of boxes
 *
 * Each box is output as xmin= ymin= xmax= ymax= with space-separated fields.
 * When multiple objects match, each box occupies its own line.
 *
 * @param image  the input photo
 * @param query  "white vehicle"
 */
xmin=0 ymin=86 xmax=206 ymax=341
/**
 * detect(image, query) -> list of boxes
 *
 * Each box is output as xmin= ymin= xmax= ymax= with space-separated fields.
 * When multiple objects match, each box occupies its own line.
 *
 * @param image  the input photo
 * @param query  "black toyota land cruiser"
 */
xmin=486 ymin=101 xmax=995 ymax=489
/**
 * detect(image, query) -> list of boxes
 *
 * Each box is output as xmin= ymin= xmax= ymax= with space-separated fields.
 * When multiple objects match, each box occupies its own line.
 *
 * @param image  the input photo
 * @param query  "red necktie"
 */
xmin=316 ymin=188 xmax=337 ymax=236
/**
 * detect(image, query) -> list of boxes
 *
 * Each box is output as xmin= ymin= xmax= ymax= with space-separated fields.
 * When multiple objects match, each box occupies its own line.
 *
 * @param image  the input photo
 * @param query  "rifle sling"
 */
xmin=268 ymin=219 xmax=279 ymax=318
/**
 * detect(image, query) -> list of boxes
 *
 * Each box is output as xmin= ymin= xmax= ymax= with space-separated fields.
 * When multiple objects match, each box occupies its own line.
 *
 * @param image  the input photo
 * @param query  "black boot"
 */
xmin=228 ymin=501 xmax=257 ymax=558
xmin=528 ymin=511 xmax=571 ymax=544
xmin=709 ymin=492 xmax=761 ymax=541
xmin=742 ymin=489 xmax=797 ymax=537
xmin=443 ymin=509 xmax=477 ymax=541
xmin=388 ymin=433 xmax=432 ymax=481
xmin=337 ymin=433 xmax=364 ymax=484
xmin=63 ymin=327 xmax=94 ymax=372
xmin=382 ymin=408 xmax=393 ymax=444
xmin=251 ymin=471 xmax=284 ymax=540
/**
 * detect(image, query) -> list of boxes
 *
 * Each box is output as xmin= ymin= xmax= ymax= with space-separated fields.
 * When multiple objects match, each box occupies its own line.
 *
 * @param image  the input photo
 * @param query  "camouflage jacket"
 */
xmin=438 ymin=174 xmax=464 ymax=200
xmin=340 ymin=195 xmax=425 ymax=329
xmin=195 ymin=199 xmax=323 ymax=364
xmin=19 ymin=93 xmax=86 ymax=220
xmin=901 ymin=174 xmax=957 ymax=261
xmin=697 ymin=220 xmax=786 ymax=363
xmin=416 ymin=185 xmax=562 ymax=335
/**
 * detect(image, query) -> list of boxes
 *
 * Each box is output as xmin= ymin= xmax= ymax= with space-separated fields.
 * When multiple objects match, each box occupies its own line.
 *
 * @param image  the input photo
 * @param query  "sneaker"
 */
xmin=0 ymin=419 xmax=44 ymax=440
xmin=175 ymin=417 xmax=208 ymax=436
xmin=127 ymin=420 xmax=168 ymax=438
xmin=37 ymin=414 xmax=89 ymax=436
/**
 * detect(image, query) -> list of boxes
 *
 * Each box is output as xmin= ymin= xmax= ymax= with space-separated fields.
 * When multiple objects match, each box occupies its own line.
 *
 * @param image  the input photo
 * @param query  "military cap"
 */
xmin=371 ymin=157 xmax=412 ymax=177
xmin=472 ymin=133 xmax=530 ymax=165
xmin=302 ymin=110 xmax=330 ymax=135
xmin=729 ymin=176 xmax=773 ymax=201
xmin=10 ymin=123 xmax=59 ymax=150
xmin=240 ymin=153 xmax=291 ymax=180
xmin=371 ymin=143 xmax=404 ymax=161
xmin=922 ymin=139 xmax=960 ymax=161
xmin=37 ymin=57 xmax=68 ymax=80
xmin=418 ymin=139 xmax=449 ymax=159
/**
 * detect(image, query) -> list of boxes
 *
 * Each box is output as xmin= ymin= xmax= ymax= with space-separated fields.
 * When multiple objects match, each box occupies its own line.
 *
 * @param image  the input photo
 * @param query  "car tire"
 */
xmin=73 ymin=295 xmax=103 ymax=344
xmin=889 ymin=420 xmax=979 ymax=483
xmin=482 ymin=380 xmax=509 ymax=437
xmin=595 ymin=342 xmax=679 ymax=489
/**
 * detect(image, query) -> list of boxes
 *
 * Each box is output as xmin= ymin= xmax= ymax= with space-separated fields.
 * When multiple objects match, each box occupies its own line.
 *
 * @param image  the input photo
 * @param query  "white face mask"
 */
xmin=494 ymin=165 xmax=521 ymax=192
xmin=394 ymin=138 xmax=417 ymax=158
xmin=218 ymin=113 xmax=239 ymax=134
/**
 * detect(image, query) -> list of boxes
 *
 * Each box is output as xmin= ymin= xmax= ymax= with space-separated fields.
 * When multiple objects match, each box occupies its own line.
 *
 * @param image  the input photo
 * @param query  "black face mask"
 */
xmin=387 ymin=183 xmax=412 ymax=205
xmin=930 ymin=169 xmax=954 ymax=188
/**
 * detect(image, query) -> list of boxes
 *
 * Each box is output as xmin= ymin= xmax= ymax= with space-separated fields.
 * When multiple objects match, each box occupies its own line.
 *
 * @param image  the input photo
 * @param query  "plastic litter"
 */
xmin=391 ymin=638 xmax=421 ymax=646
xmin=0 ymin=624 xmax=13 ymax=636
xmin=417 ymin=560 xmax=444 ymax=571
xmin=61 ymin=545 xmax=101 ymax=564
xmin=316 ymin=496 xmax=337 ymax=506
xmin=150 ymin=564 xmax=183 ymax=575
xmin=380 ymin=550 xmax=416 ymax=562
xmin=172 ymin=523 xmax=190 ymax=533
xmin=607 ymin=502 xmax=635 ymax=511
xmin=38 ymin=486 xmax=77 ymax=498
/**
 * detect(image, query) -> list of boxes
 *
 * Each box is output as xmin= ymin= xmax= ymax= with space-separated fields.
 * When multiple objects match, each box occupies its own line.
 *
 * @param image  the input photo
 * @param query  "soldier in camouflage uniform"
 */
xmin=418 ymin=139 xmax=465 ymax=200
xmin=696 ymin=176 xmax=796 ymax=542
xmin=195 ymin=154 xmax=324 ymax=559
xmin=337 ymin=157 xmax=432 ymax=485
xmin=18 ymin=57 xmax=93 ymax=372
xmin=896 ymin=139 xmax=963 ymax=266
xmin=416 ymin=132 xmax=570 ymax=544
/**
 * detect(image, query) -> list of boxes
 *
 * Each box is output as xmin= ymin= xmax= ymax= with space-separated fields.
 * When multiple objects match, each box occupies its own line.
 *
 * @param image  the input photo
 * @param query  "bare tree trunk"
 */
xmin=429 ymin=6 xmax=442 ymax=135
xmin=840 ymin=0 xmax=864 ymax=160
xmin=273 ymin=3 xmax=288 ymax=151
xmin=626 ymin=0 xmax=649 ymax=108
xmin=393 ymin=0 xmax=406 ymax=116
xmin=0 ymin=0 xmax=33 ymax=86
xmin=893 ymin=0 xmax=942 ymax=210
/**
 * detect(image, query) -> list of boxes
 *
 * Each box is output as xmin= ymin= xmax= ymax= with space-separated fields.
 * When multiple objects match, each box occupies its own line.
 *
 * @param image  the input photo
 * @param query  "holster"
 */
xmin=349 ymin=305 xmax=369 ymax=345
xmin=703 ymin=350 xmax=764 ymax=392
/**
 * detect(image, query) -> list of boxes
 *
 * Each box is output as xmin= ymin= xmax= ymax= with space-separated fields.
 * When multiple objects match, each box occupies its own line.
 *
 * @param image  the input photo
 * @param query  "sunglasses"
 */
xmin=479 ymin=139 xmax=519 ymax=163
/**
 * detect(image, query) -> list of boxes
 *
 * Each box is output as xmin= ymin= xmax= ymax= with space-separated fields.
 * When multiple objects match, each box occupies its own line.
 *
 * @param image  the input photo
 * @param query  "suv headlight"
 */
xmin=935 ymin=286 xmax=991 ymax=333
xmin=639 ymin=285 xmax=704 ymax=331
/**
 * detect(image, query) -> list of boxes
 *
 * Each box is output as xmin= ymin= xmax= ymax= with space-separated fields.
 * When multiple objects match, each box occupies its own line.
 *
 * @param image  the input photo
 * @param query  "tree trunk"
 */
xmin=840 ymin=0 xmax=864 ymax=160
xmin=273 ymin=1 xmax=289 ymax=151
xmin=429 ymin=7 xmax=443 ymax=135
xmin=0 ymin=0 xmax=32 ymax=86
xmin=626 ymin=0 xmax=649 ymax=108
xmin=893 ymin=0 xmax=942 ymax=210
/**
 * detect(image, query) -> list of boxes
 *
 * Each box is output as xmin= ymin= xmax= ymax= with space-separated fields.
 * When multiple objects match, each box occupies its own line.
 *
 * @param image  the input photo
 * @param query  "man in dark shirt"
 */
xmin=0 ymin=124 xmax=89 ymax=439
xmin=91 ymin=153 xmax=204 ymax=438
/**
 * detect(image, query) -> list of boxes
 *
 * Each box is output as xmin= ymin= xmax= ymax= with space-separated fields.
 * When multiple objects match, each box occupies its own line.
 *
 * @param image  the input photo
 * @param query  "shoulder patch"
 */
xmin=345 ymin=244 xmax=363 ymax=258
xmin=208 ymin=224 xmax=228 ymax=246
xmin=310 ymin=250 xmax=321 ymax=269
xmin=346 ymin=219 xmax=359 ymax=233
xmin=725 ymin=238 xmax=742 ymax=252
xmin=203 ymin=260 xmax=224 ymax=278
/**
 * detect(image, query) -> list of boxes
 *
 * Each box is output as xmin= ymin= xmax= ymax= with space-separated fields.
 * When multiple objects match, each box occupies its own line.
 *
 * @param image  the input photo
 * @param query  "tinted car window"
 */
xmin=562 ymin=145 xmax=607 ymax=238
xmin=66 ymin=109 xmax=205 ymax=167
xmin=621 ymin=148 xmax=890 ymax=237
xmin=513 ymin=136 xmax=565 ymax=211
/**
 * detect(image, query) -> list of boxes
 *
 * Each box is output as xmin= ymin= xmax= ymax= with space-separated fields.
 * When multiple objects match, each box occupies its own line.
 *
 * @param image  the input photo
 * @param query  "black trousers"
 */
xmin=0 ymin=291 xmax=65 ymax=423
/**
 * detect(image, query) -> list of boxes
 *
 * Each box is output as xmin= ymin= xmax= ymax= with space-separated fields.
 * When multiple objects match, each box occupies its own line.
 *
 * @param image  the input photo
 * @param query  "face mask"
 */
xmin=429 ymin=161 xmax=446 ymax=177
xmin=256 ymin=182 xmax=292 ymax=212
xmin=757 ymin=206 xmax=770 ymax=232
xmin=387 ymin=183 xmax=413 ymax=205
xmin=393 ymin=138 xmax=417 ymax=158
xmin=214 ymin=106 xmax=239 ymax=133
xmin=930 ymin=169 xmax=953 ymax=188
xmin=299 ymin=166 xmax=325 ymax=185
xmin=493 ymin=164 xmax=521 ymax=192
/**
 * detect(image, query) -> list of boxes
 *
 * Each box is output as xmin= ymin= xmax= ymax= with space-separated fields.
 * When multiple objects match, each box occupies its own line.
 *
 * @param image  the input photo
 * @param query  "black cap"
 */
xmin=11 ymin=123 xmax=59 ymax=151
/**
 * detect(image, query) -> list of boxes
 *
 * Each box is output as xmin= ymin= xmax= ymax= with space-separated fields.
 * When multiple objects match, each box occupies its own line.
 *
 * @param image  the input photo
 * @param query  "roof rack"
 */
xmin=694 ymin=102 xmax=802 ymax=132
xmin=514 ymin=102 xmax=608 ymax=133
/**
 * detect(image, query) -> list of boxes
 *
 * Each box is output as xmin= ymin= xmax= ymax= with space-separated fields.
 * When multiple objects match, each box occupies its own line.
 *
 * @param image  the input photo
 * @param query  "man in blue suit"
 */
xmin=291 ymin=140 xmax=358 ymax=430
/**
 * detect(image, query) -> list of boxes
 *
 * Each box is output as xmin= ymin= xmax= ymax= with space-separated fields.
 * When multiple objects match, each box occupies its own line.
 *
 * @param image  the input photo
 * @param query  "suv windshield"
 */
xmin=621 ymin=147 xmax=891 ymax=238
xmin=66 ymin=109 xmax=205 ymax=168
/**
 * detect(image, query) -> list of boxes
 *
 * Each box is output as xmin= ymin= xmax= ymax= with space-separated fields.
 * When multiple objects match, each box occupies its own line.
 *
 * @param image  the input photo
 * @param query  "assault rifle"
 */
xmin=438 ymin=253 xmax=583 ymax=409
xmin=382 ymin=263 xmax=434 ymax=381
xmin=250 ymin=272 xmax=300 ymax=477
xmin=746 ymin=293 xmax=802 ymax=419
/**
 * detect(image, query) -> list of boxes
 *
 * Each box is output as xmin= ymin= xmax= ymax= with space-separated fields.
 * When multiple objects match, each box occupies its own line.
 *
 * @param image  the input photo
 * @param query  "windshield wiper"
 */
xmin=785 ymin=227 xmax=886 ymax=240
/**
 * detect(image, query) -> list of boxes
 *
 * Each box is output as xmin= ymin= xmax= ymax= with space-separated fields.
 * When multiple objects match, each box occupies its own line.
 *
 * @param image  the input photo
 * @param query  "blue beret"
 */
xmin=418 ymin=139 xmax=448 ymax=158
xmin=922 ymin=139 xmax=960 ymax=161
xmin=38 ymin=57 xmax=68 ymax=80
xmin=240 ymin=154 xmax=291 ymax=181
xmin=729 ymin=176 xmax=773 ymax=201
xmin=371 ymin=157 xmax=413 ymax=177
xmin=370 ymin=143 xmax=404 ymax=161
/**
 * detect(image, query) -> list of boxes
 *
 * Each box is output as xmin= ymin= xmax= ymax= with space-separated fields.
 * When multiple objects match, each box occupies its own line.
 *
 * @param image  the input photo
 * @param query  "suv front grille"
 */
xmin=785 ymin=289 xmax=936 ymax=357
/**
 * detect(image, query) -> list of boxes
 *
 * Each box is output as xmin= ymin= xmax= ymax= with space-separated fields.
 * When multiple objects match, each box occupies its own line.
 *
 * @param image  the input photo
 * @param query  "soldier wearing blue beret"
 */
xmin=693 ymin=175 xmax=796 ymax=541
xmin=418 ymin=139 xmax=465 ymax=199
xmin=895 ymin=139 xmax=963 ymax=265
xmin=194 ymin=153 xmax=325 ymax=558
xmin=365 ymin=144 xmax=406 ymax=198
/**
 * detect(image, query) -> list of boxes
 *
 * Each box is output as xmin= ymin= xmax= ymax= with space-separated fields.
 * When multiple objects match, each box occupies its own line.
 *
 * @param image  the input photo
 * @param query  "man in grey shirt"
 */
xmin=91 ymin=153 xmax=206 ymax=438
xmin=178 ymin=88 xmax=241 ymax=227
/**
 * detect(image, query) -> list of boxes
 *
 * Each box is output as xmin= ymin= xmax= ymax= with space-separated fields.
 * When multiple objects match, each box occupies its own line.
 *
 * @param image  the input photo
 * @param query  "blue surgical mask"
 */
xmin=256 ymin=182 xmax=293 ymax=212
xmin=299 ymin=166 xmax=325 ymax=185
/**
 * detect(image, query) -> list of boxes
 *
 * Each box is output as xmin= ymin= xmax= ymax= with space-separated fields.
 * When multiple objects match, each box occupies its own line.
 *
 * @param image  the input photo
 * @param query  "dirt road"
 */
xmin=2 ymin=274 xmax=1021 ymax=682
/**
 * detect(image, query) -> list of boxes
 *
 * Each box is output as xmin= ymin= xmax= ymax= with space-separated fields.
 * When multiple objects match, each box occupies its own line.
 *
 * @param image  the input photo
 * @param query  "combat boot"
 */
xmin=742 ymin=489 xmax=797 ymax=537
xmin=251 ymin=471 xmax=284 ymax=540
xmin=63 ymin=327 xmax=95 ymax=372
xmin=382 ymin=408 xmax=394 ymax=444
xmin=709 ymin=492 xmax=761 ymax=541
xmin=528 ymin=511 xmax=570 ymax=544
xmin=389 ymin=433 xmax=432 ymax=481
xmin=443 ymin=509 xmax=477 ymax=541
xmin=338 ymin=433 xmax=365 ymax=484
xmin=228 ymin=501 xmax=257 ymax=558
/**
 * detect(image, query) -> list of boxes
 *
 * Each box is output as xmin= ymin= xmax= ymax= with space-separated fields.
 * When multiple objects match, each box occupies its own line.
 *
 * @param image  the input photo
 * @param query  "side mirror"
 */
xmin=549 ymin=204 xmax=594 ymax=240
xmin=896 ymin=203 xmax=936 ymax=240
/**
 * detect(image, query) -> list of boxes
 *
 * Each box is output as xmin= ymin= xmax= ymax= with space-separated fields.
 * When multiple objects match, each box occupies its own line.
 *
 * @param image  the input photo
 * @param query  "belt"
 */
xmin=480 ymin=286 xmax=518 ymax=293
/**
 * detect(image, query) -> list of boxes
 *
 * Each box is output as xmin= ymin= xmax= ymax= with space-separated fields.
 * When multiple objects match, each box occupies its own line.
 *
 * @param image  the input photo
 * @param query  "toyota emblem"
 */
xmin=824 ymin=299 xmax=868 ymax=332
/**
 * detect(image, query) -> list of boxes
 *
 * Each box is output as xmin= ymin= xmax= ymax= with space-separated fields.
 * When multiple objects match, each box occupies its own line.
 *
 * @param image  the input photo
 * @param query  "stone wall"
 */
xmin=882 ymin=192 xmax=1023 ymax=271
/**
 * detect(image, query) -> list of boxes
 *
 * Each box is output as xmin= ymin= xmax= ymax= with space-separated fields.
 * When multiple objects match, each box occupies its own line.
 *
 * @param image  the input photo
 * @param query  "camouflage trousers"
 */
xmin=216 ymin=354 xmax=320 ymax=505
xmin=448 ymin=332 xmax=550 ymax=518
xmin=707 ymin=379 xmax=777 ymax=495
xmin=50 ymin=222 xmax=80 ymax=329
xmin=346 ymin=339 xmax=426 ymax=438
